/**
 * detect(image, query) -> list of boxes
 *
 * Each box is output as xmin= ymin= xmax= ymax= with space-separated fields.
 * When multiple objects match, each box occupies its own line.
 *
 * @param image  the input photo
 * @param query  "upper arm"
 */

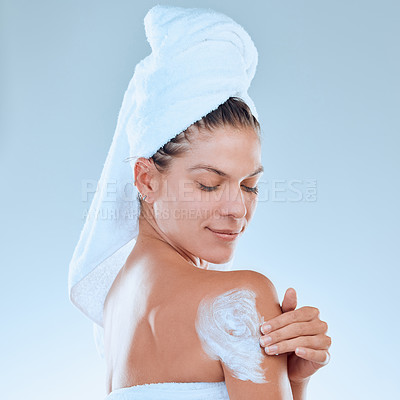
xmin=195 ymin=271 xmax=293 ymax=400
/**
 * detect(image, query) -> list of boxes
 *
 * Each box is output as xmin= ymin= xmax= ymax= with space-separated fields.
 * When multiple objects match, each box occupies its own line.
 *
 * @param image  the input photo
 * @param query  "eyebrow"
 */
xmin=188 ymin=163 xmax=264 ymax=178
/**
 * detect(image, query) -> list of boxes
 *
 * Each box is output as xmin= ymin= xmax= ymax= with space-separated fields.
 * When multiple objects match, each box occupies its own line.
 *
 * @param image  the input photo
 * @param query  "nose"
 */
xmin=220 ymin=184 xmax=247 ymax=219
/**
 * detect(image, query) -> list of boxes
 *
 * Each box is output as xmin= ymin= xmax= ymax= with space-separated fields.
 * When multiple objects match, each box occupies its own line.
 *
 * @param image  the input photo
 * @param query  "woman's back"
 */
xmin=103 ymin=249 xmax=292 ymax=399
xmin=104 ymin=254 xmax=230 ymax=394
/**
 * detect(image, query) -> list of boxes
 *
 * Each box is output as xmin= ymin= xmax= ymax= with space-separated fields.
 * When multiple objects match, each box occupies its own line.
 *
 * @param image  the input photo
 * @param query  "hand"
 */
xmin=259 ymin=288 xmax=331 ymax=384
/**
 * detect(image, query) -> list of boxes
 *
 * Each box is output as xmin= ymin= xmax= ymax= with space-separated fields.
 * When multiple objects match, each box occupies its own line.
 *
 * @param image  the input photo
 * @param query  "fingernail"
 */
xmin=296 ymin=347 xmax=306 ymax=356
xmin=259 ymin=336 xmax=272 ymax=346
xmin=261 ymin=324 xmax=272 ymax=334
xmin=265 ymin=345 xmax=278 ymax=354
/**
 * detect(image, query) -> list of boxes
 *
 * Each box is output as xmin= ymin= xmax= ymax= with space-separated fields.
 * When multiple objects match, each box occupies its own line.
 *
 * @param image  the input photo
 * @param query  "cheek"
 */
xmin=155 ymin=198 xmax=211 ymax=234
xmin=246 ymin=198 xmax=257 ymax=217
xmin=175 ymin=199 xmax=215 ymax=224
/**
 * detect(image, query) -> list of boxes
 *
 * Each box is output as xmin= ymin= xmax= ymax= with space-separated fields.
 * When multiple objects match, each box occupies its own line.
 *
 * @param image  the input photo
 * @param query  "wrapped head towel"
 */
xmin=68 ymin=4 xmax=259 ymax=334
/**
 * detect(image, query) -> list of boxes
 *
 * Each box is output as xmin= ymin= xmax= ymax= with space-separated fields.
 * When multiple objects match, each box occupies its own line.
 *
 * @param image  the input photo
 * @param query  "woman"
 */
xmin=68 ymin=5 xmax=331 ymax=399
xmin=103 ymin=97 xmax=330 ymax=400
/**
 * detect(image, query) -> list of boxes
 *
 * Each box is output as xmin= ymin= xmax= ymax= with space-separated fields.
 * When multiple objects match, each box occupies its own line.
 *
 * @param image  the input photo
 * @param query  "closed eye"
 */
xmin=198 ymin=183 xmax=259 ymax=195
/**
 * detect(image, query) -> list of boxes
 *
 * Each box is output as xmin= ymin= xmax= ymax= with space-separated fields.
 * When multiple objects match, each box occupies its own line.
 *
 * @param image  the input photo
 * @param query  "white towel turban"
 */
xmin=68 ymin=4 xmax=259 ymax=331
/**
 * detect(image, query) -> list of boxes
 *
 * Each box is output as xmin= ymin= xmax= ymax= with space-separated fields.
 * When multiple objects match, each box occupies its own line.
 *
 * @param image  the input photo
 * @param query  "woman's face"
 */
xmin=152 ymin=124 xmax=263 ymax=265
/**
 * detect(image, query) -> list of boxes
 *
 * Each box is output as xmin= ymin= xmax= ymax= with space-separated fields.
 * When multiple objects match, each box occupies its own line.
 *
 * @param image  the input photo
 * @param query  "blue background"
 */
xmin=1 ymin=0 xmax=399 ymax=398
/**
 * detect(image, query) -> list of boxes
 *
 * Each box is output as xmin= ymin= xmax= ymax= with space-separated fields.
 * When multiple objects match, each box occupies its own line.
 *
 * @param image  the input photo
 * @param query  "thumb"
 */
xmin=281 ymin=287 xmax=297 ymax=313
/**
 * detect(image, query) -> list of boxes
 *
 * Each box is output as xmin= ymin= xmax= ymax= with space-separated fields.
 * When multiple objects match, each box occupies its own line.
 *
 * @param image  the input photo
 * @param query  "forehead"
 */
xmin=176 ymin=125 xmax=262 ymax=176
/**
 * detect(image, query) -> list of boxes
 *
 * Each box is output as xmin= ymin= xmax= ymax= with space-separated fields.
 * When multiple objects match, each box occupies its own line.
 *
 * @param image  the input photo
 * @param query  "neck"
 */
xmin=134 ymin=209 xmax=209 ymax=270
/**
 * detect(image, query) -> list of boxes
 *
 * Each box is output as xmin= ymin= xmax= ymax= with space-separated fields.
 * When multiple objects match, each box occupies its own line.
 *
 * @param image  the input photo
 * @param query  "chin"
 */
xmin=203 ymin=250 xmax=234 ymax=265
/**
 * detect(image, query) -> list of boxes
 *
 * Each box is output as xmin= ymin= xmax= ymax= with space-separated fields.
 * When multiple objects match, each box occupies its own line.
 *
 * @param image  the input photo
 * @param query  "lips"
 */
xmin=207 ymin=227 xmax=242 ymax=242
xmin=207 ymin=227 xmax=242 ymax=235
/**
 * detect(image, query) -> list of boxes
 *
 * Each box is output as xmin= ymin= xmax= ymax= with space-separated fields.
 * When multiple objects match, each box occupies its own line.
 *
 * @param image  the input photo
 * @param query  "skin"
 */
xmin=103 ymin=124 xmax=331 ymax=398
xmin=133 ymin=125 xmax=262 ymax=267
xmin=195 ymin=287 xmax=272 ymax=384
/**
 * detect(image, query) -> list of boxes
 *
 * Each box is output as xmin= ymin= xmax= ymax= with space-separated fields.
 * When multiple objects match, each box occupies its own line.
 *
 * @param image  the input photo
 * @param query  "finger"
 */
xmin=295 ymin=348 xmax=331 ymax=367
xmin=259 ymin=320 xmax=328 ymax=346
xmin=260 ymin=306 xmax=320 ymax=334
xmin=263 ymin=334 xmax=330 ymax=355
xmin=281 ymin=287 xmax=297 ymax=313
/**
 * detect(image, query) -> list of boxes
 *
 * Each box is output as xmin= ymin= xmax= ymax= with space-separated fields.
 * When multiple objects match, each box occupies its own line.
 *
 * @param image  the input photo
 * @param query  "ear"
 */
xmin=134 ymin=158 xmax=160 ymax=203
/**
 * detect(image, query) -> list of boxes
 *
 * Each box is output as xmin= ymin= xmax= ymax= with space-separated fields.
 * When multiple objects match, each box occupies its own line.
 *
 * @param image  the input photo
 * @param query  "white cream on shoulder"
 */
xmin=195 ymin=288 xmax=267 ymax=383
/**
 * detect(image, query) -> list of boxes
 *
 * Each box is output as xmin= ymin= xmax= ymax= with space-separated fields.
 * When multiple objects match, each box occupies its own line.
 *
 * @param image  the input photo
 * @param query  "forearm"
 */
xmin=290 ymin=379 xmax=309 ymax=400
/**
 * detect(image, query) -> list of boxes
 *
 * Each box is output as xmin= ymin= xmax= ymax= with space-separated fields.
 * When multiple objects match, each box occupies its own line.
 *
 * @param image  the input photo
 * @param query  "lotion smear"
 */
xmin=195 ymin=288 xmax=267 ymax=383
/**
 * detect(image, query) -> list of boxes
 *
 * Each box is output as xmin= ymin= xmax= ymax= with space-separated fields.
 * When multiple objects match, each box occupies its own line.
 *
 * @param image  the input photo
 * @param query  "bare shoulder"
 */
xmin=230 ymin=269 xmax=278 ymax=294
xmin=217 ymin=269 xmax=281 ymax=318
xmin=193 ymin=269 xmax=282 ymax=331
xmin=196 ymin=269 xmax=282 ymax=338
xmin=195 ymin=269 xmax=292 ymax=400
